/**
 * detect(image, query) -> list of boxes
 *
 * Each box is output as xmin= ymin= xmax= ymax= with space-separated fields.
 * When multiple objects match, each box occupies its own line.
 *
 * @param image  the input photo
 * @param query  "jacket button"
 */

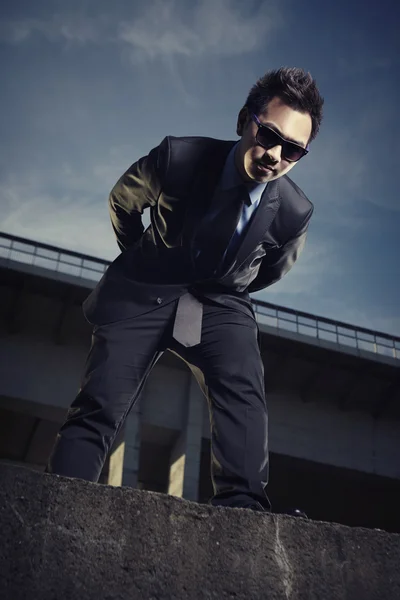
xmin=156 ymin=297 xmax=163 ymax=304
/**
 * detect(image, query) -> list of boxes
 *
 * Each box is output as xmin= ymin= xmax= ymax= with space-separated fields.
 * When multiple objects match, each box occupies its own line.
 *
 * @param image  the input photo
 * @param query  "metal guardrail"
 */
xmin=0 ymin=232 xmax=108 ymax=282
xmin=1 ymin=231 xmax=399 ymax=361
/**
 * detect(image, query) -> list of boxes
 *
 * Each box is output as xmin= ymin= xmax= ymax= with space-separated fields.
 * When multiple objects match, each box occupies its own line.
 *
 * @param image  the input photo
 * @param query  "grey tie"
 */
xmin=172 ymin=292 xmax=203 ymax=347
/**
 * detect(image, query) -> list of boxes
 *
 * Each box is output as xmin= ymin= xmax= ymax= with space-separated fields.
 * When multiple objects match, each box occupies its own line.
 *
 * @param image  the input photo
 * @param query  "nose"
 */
xmin=265 ymin=144 xmax=282 ymax=163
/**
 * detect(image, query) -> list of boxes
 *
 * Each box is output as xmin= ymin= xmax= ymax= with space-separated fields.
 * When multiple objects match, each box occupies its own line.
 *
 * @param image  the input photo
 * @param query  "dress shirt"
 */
xmin=220 ymin=143 xmax=268 ymax=264
xmin=193 ymin=142 xmax=268 ymax=266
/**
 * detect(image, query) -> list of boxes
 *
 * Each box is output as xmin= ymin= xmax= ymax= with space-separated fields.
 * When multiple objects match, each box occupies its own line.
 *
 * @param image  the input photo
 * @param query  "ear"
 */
xmin=236 ymin=107 xmax=249 ymax=136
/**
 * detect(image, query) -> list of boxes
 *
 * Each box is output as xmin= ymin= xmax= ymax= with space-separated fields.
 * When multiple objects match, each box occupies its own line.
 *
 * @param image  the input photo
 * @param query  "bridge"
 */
xmin=0 ymin=231 xmax=399 ymax=533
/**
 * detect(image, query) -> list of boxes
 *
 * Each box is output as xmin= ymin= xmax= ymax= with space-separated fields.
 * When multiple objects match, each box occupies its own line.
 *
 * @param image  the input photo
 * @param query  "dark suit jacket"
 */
xmin=83 ymin=136 xmax=314 ymax=325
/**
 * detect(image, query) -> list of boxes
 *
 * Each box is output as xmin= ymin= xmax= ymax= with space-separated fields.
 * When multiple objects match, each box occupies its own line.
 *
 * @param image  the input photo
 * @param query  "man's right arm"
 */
xmin=109 ymin=137 xmax=169 ymax=252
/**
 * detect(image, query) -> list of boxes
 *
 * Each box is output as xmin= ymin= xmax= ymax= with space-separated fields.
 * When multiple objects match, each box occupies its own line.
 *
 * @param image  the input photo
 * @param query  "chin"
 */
xmin=252 ymin=175 xmax=268 ymax=183
xmin=249 ymin=167 xmax=273 ymax=183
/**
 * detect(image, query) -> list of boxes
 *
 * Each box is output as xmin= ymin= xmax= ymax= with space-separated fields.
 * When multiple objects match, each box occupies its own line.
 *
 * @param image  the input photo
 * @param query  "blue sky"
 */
xmin=1 ymin=0 xmax=399 ymax=336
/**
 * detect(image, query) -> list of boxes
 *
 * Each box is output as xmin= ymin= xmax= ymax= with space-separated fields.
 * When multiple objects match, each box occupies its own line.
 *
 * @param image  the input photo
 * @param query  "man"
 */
xmin=45 ymin=67 xmax=324 ymax=513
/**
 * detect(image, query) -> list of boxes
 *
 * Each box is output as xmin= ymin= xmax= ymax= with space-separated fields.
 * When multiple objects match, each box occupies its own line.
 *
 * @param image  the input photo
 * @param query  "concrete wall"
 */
xmin=268 ymin=391 xmax=400 ymax=479
xmin=2 ymin=463 xmax=400 ymax=600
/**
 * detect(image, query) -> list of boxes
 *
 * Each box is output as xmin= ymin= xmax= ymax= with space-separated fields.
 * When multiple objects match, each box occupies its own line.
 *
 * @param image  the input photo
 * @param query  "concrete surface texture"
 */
xmin=1 ymin=463 xmax=399 ymax=600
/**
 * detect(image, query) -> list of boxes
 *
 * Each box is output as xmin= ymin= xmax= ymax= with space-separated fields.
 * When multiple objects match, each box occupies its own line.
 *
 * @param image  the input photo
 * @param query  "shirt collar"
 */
xmin=219 ymin=142 xmax=268 ymax=205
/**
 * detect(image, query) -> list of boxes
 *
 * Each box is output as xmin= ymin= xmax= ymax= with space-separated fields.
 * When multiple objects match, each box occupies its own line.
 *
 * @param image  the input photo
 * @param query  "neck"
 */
xmin=233 ymin=143 xmax=252 ymax=184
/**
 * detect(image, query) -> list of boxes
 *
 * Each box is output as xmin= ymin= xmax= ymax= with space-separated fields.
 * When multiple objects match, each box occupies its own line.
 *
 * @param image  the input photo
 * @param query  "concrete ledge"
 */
xmin=1 ymin=463 xmax=399 ymax=600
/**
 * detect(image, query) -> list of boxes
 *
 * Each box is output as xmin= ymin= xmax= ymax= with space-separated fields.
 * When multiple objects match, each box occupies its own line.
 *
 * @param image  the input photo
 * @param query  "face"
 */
xmin=235 ymin=96 xmax=312 ymax=183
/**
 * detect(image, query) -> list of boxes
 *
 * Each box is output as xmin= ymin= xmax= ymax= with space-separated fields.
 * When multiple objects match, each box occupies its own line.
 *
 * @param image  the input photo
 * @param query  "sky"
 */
xmin=0 ymin=0 xmax=399 ymax=337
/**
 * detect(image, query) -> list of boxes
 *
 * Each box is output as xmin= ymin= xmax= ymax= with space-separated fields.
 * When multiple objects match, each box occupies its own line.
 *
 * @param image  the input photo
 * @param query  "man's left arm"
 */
xmin=247 ymin=207 xmax=313 ymax=293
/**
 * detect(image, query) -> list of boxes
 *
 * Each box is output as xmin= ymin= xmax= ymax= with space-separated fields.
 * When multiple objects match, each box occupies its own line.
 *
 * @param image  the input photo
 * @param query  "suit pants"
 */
xmin=45 ymin=296 xmax=270 ymax=509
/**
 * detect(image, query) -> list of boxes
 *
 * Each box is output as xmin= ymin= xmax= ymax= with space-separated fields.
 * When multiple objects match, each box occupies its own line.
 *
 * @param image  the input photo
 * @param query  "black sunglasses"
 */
xmin=251 ymin=113 xmax=309 ymax=162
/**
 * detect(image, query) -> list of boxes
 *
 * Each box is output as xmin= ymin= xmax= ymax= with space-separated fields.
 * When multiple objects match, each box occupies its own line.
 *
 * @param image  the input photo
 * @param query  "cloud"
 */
xmin=0 ymin=0 xmax=283 ymax=60
xmin=298 ymin=128 xmax=366 ymax=197
xmin=0 ymin=14 xmax=109 ymax=45
xmin=1 ymin=188 xmax=117 ymax=259
xmin=118 ymin=0 xmax=282 ymax=61
xmin=0 ymin=187 xmax=117 ymax=261
xmin=296 ymin=107 xmax=399 ymax=215
xmin=0 ymin=147 xmax=140 ymax=259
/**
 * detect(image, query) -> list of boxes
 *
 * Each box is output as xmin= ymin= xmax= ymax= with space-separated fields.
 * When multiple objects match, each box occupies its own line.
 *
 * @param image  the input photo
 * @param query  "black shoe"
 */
xmin=214 ymin=501 xmax=267 ymax=512
xmin=280 ymin=507 xmax=308 ymax=519
xmin=239 ymin=501 xmax=266 ymax=512
xmin=209 ymin=495 xmax=269 ymax=512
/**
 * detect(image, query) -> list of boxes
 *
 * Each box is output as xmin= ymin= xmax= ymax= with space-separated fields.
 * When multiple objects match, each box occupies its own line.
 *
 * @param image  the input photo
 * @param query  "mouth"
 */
xmin=255 ymin=163 xmax=275 ymax=175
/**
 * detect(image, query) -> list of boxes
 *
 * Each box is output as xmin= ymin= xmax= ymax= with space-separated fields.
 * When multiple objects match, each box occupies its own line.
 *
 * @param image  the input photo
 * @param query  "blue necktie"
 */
xmin=222 ymin=190 xmax=260 ymax=268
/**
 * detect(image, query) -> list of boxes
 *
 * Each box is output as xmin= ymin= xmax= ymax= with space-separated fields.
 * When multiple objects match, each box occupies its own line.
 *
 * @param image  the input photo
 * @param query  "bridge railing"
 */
xmin=252 ymin=302 xmax=399 ymax=361
xmin=0 ymin=232 xmax=107 ymax=282
xmin=1 ymin=231 xmax=399 ymax=361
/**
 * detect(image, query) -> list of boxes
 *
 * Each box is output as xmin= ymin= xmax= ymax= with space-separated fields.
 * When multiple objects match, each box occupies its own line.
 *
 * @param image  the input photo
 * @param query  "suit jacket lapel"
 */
xmin=220 ymin=178 xmax=281 ymax=276
xmin=181 ymin=140 xmax=235 ymax=252
xmin=180 ymin=139 xmax=281 ymax=276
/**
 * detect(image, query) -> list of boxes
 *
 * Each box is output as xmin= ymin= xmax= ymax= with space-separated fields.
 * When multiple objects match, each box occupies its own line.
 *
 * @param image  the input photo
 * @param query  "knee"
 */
xmin=66 ymin=392 xmax=119 ymax=429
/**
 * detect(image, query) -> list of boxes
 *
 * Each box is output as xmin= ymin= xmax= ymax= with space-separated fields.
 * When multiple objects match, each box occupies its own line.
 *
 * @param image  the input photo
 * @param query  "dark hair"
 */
xmin=245 ymin=67 xmax=324 ymax=142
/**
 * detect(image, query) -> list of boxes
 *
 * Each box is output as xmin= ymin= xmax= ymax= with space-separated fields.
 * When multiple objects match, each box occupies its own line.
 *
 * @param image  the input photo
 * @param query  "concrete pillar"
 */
xmin=168 ymin=432 xmax=186 ymax=498
xmin=104 ymin=403 xmax=141 ymax=488
xmin=122 ymin=403 xmax=141 ymax=488
xmin=168 ymin=374 xmax=203 ymax=501
xmin=107 ymin=426 xmax=125 ymax=487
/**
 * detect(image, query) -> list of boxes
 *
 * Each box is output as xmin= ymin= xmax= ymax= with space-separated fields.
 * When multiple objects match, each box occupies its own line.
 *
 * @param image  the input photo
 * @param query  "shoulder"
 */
xmin=157 ymin=136 xmax=235 ymax=192
xmin=165 ymin=135 xmax=235 ymax=163
xmin=145 ymin=136 xmax=224 ymax=182
xmin=279 ymin=173 xmax=314 ymax=215
xmin=267 ymin=174 xmax=314 ymax=242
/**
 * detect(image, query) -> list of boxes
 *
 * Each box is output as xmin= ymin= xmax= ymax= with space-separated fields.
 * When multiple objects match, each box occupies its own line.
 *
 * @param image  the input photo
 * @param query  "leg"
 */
xmin=45 ymin=300 xmax=178 ymax=482
xmin=169 ymin=300 xmax=270 ymax=510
